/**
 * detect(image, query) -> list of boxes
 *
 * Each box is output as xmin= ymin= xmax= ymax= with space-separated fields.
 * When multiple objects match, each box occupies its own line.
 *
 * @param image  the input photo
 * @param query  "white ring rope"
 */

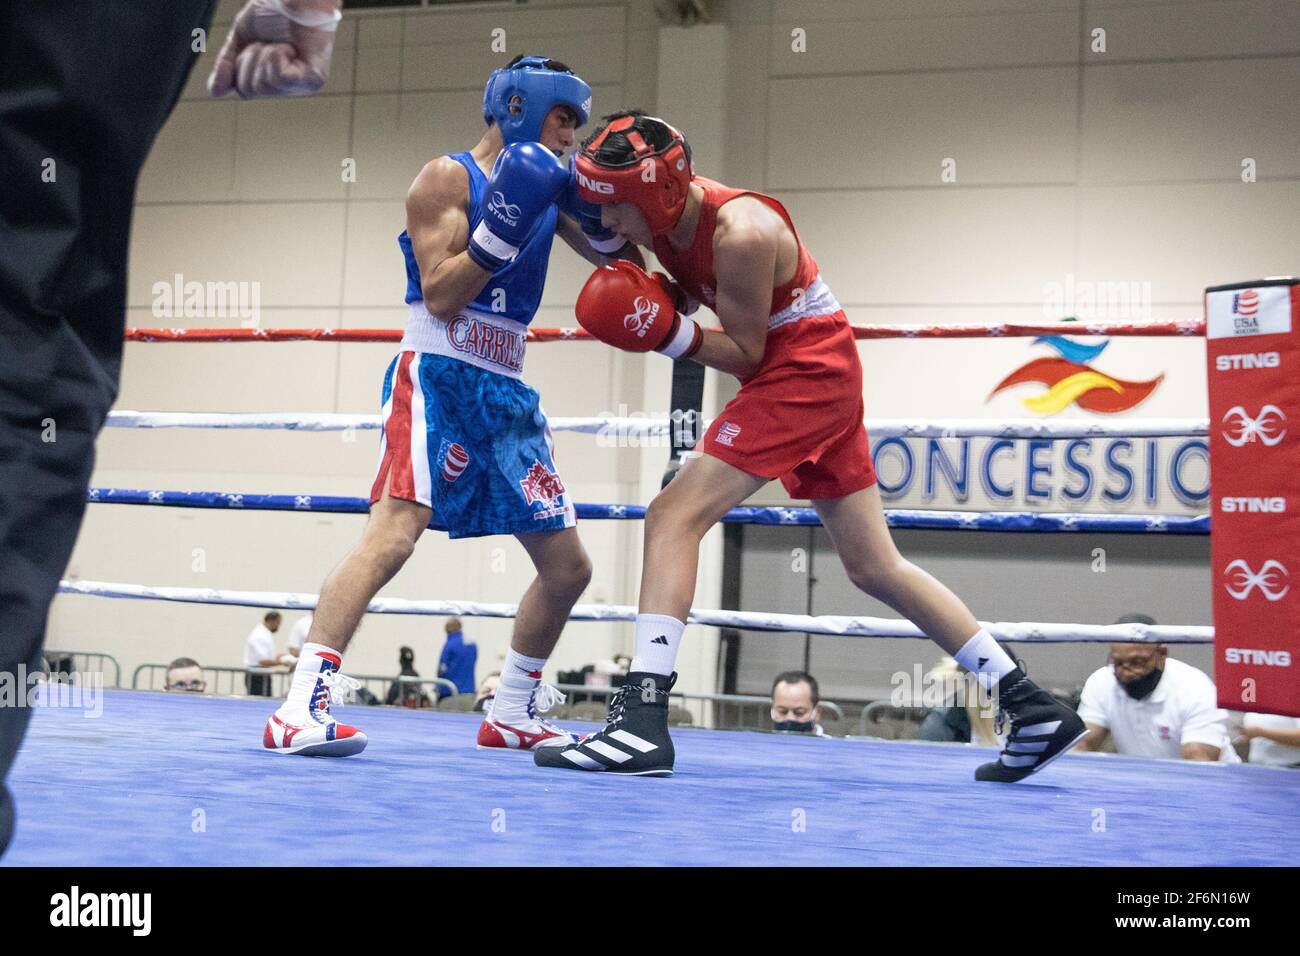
xmin=105 ymin=410 xmax=1210 ymax=440
xmin=58 ymin=579 xmax=1214 ymax=644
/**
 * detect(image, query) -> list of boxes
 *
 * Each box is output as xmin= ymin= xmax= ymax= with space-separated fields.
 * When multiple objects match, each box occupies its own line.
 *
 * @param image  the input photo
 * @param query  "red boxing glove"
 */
xmin=575 ymin=260 xmax=702 ymax=359
xmin=653 ymin=271 xmax=700 ymax=317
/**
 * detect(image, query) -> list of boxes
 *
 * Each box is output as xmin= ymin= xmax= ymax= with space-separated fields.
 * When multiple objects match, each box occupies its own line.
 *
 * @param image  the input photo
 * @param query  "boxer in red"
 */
xmin=536 ymin=111 xmax=1086 ymax=780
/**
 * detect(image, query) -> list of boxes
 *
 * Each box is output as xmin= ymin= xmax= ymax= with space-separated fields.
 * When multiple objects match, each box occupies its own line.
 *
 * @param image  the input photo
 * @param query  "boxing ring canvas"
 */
xmin=6 ymin=690 xmax=1297 ymax=867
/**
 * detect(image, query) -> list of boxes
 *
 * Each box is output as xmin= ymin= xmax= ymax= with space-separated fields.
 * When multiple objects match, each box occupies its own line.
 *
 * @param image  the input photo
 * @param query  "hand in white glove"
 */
xmin=208 ymin=0 xmax=342 ymax=99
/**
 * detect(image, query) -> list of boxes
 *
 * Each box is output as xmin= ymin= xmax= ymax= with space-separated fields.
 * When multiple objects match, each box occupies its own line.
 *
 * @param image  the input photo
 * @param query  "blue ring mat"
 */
xmin=5 ymin=690 xmax=1297 ymax=866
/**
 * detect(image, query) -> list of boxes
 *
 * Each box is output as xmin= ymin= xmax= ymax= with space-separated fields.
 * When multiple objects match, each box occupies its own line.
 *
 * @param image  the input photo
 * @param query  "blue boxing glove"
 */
xmin=558 ymin=153 xmax=629 ymax=256
xmin=467 ymin=143 xmax=570 ymax=272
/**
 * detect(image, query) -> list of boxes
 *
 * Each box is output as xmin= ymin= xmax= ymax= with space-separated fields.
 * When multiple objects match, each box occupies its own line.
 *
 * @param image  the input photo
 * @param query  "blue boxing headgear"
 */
xmin=483 ymin=56 xmax=592 ymax=146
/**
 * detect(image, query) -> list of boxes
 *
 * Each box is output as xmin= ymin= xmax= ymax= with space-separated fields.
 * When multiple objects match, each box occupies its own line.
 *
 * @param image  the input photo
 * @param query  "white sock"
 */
xmin=492 ymin=648 xmax=548 ymax=723
xmin=280 ymin=642 xmax=343 ymax=715
xmin=953 ymin=628 xmax=1018 ymax=691
xmin=631 ymin=613 xmax=685 ymax=677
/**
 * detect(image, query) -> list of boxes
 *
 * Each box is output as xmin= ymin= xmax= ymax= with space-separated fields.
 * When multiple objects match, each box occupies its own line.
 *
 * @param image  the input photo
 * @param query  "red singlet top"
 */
xmin=651 ymin=177 xmax=829 ymax=322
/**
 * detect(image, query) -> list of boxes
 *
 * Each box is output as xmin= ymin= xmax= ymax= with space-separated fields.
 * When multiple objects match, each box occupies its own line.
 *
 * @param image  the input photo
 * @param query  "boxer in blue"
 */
xmin=263 ymin=56 xmax=635 ymax=756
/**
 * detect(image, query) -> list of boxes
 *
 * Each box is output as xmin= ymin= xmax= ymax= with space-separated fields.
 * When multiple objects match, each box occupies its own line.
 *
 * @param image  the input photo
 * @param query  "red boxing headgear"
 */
xmin=574 ymin=114 xmax=693 ymax=235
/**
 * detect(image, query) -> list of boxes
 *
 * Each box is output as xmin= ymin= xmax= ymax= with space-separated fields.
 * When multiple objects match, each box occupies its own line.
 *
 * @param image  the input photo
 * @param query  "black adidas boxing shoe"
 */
xmin=534 ymin=672 xmax=676 ymax=777
xmin=975 ymin=668 xmax=1087 ymax=783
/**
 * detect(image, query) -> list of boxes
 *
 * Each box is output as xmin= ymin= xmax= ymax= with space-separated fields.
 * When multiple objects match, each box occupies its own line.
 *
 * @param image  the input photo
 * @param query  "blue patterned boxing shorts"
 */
xmin=369 ymin=350 xmax=576 ymax=539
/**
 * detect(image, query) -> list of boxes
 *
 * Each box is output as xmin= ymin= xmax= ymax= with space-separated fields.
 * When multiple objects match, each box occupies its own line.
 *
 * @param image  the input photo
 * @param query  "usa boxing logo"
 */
xmin=623 ymin=295 xmax=660 ymax=338
xmin=1221 ymin=405 xmax=1287 ymax=447
xmin=441 ymin=441 xmax=470 ymax=483
xmin=715 ymin=422 xmax=742 ymax=447
xmin=1223 ymin=558 xmax=1290 ymax=601
xmin=1233 ymin=289 xmax=1260 ymax=317
xmin=487 ymin=190 xmax=522 ymax=227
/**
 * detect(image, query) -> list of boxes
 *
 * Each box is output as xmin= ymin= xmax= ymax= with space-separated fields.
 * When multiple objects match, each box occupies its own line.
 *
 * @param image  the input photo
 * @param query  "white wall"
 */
xmin=46 ymin=0 xmax=1300 ymax=707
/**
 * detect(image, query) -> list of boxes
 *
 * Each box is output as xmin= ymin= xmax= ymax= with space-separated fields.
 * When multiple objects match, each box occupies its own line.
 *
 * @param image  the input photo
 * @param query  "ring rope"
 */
xmin=104 ymin=410 xmax=1210 ymax=440
xmin=122 ymin=319 xmax=1205 ymax=343
xmin=87 ymin=487 xmax=1209 ymax=534
xmin=56 ymin=578 xmax=1214 ymax=644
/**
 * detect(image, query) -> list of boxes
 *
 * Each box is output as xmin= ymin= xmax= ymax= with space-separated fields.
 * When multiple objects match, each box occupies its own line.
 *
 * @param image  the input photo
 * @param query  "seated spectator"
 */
xmin=1239 ymin=714 xmax=1300 ymax=768
xmin=917 ymin=656 xmax=1001 ymax=747
xmin=473 ymin=672 xmax=500 ymax=714
xmin=165 ymin=657 xmax=206 ymax=693
xmin=385 ymin=646 xmax=433 ymax=708
xmin=436 ymin=618 xmax=477 ymax=700
xmin=1075 ymin=617 xmax=1239 ymax=763
xmin=770 ymin=671 xmax=827 ymax=736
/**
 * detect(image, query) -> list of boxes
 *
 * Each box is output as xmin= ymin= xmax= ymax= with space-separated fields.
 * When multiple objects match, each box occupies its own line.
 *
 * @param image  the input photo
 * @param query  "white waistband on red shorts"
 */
xmin=768 ymin=275 xmax=842 ymax=331
xmin=400 ymin=302 xmax=527 ymax=379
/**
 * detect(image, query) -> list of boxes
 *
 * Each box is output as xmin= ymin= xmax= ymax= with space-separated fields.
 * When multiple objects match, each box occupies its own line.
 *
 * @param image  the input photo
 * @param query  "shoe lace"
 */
xmin=604 ymin=684 xmax=630 ymax=727
xmin=992 ymin=673 xmax=1037 ymax=742
xmin=321 ymin=670 xmax=361 ymax=709
xmin=527 ymin=681 xmax=566 ymax=719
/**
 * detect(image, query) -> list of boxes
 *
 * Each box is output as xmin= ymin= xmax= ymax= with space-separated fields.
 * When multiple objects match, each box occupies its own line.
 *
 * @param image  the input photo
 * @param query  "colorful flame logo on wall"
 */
xmin=988 ymin=336 xmax=1163 ymax=414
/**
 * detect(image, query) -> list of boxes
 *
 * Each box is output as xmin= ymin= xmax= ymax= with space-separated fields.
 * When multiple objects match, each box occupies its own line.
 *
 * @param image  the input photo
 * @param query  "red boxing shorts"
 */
xmin=698 ymin=312 xmax=876 ymax=500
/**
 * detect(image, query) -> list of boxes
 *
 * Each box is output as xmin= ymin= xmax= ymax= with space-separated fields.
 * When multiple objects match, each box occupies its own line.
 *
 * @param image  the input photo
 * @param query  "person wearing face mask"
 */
xmin=385 ymin=647 xmax=432 ymax=709
xmin=1074 ymin=614 xmax=1239 ymax=763
xmin=769 ymin=671 xmax=827 ymax=737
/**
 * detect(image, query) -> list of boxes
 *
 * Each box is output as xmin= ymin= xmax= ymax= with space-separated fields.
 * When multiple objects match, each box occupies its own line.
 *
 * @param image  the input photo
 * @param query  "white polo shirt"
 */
xmin=287 ymin=615 xmax=312 ymax=653
xmin=1078 ymin=657 xmax=1240 ymax=763
xmin=244 ymin=624 xmax=277 ymax=668
xmin=1244 ymin=713 xmax=1300 ymax=767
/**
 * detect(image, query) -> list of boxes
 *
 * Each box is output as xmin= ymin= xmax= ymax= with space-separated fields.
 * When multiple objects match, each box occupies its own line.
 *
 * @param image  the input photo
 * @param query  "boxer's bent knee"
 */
xmin=644 ymin=491 xmax=712 ymax=544
xmin=843 ymin=553 xmax=910 ymax=600
xmin=359 ymin=517 xmax=421 ymax=572
xmin=536 ymin=541 xmax=593 ymax=598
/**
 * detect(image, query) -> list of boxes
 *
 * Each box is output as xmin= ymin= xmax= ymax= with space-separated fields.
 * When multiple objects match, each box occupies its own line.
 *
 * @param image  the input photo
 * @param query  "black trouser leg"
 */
xmin=0 ymin=0 xmax=218 ymax=856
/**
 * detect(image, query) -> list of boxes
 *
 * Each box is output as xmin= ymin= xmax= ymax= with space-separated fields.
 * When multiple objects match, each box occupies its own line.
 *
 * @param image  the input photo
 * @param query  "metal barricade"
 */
xmin=128 ymin=664 xmax=852 ymax=730
xmin=42 ymin=650 xmax=121 ymax=688
xmin=132 ymin=662 xmax=457 ymax=704
xmin=553 ymin=683 xmax=844 ymax=731
xmin=857 ymin=700 xmax=929 ymax=739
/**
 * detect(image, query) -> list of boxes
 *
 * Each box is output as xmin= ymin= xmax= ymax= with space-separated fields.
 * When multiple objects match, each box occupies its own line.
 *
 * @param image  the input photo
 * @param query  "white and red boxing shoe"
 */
xmin=263 ymin=656 xmax=368 ymax=757
xmin=476 ymin=681 xmax=579 ymax=752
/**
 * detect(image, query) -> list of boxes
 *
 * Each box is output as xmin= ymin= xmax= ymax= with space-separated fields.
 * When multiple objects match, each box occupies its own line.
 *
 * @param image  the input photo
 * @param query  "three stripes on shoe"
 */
xmin=560 ymin=729 xmax=660 ymax=770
